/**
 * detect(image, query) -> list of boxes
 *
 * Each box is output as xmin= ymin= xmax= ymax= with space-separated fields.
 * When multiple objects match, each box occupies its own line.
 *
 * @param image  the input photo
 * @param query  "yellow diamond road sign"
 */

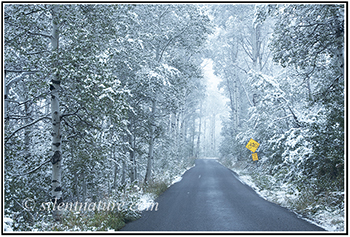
xmin=252 ymin=153 xmax=258 ymax=161
xmin=246 ymin=138 xmax=260 ymax=153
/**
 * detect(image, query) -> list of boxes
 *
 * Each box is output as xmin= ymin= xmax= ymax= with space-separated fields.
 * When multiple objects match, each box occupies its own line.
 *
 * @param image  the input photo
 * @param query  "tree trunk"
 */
xmin=210 ymin=113 xmax=216 ymax=156
xmin=251 ymin=22 xmax=261 ymax=71
xmin=175 ymin=111 xmax=181 ymax=160
xmin=129 ymin=132 xmax=135 ymax=182
xmin=203 ymin=117 xmax=207 ymax=157
xmin=112 ymin=147 xmax=118 ymax=189
xmin=182 ymin=118 xmax=187 ymax=146
xmin=82 ymin=171 xmax=87 ymax=203
xmin=121 ymin=159 xmax=126 ymax=185
xmin=24 ymin=94 xmax=31 ymax=161
xmin=235 ymin=75 xmax=240 ymax=129
xmin=4 ymin=71 xmax=9 ymax=122
xmin=127 ymin=115 xmax=136 ymax=183
xmin=145 ymin=100 xmax=156 ymax=183
xmin=73 ymin=171 xmax=79 ymax=202
xmin=196 ymin=102 xmax=202 ymax=158
xmin=191 ymin=116 xmax=195 ymax=157
xmin=113 ymin=163 xmax=118 ymax=189
xmin=50 ymin=5 xmax=62 ymax=222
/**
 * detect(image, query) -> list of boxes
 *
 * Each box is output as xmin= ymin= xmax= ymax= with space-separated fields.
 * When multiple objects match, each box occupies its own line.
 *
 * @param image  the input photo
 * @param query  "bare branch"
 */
xmin=60 ymin=108 xmax=82 ymax=119
xmin=234 ymin=64 xmax=248 ymax=74
xmin=27 ymin=31 xmax=52 ymax=39
xmin=240 ymin=40 xmax=253 ymax=61
xmin=260 ymin=50 xmax=271 ymax=72
xmin=5 ymin=73 xmax=27 ymax=87
xmin=321 ymin=76 xmax=341 ymax=97
xmin=273 ymin=114 xmax=293 ymax=122
xmin=5 ymin=70 xmax=39 ymax=74
xmin=24 ymin=7 xmax=46 ymax=16
xmin=6 ymin=115 xmax=31 ymax=120
xmin=24 ymin=50 xmax=49 ymax=55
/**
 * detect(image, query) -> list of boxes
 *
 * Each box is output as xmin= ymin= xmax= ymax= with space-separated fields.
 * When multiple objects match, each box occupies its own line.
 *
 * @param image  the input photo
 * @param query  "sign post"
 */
xmin=252 ymin=153 xmax=258 ymax=161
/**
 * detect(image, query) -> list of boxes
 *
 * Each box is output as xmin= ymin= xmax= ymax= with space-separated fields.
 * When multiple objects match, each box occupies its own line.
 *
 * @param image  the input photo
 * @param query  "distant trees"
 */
xmin=207 ymin=4 xmax=276 ymax=161
xmin=209 ymin=4 xmax=344 ymax=194
xmin=128 ymin=5 xmax=211 ymax=183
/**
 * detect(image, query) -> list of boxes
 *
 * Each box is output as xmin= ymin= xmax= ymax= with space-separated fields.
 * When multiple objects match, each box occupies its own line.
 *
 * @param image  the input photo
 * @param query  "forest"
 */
xmin=3 ymin=4 xmax=344 ymax=231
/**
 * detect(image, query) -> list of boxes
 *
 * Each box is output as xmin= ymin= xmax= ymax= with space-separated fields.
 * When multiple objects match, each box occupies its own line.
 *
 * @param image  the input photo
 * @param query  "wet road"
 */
xmin=121 ymin=159 xmax=325 ymax=232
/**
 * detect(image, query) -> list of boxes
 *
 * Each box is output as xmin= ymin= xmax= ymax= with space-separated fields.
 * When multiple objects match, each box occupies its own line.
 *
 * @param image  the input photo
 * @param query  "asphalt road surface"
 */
xmin=121 ymin=159 xmax=325 ymax=232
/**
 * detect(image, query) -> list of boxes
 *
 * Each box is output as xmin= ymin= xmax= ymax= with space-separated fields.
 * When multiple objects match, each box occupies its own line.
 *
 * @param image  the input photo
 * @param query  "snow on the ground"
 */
xmin=312 ymin=209 xmax=344 ymax=232
xmin=231 ymin=169 xmax=344 ymax=232
xmin=137 ymin=193 xmax=156 ymax=211
xmin=168 ymin=164 xmax=195 ymax=188
xmin=201 ymin=157 xmax=218 ymax=160
xmin=171 ymin=176 xmax=183 ymax=185
xmin=4 ymin=217 xmax=13 ymax=232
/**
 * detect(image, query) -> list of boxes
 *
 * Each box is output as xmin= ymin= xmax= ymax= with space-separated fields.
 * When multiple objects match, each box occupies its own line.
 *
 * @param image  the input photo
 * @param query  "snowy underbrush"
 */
xmin=226 ymin=160 xmax=344 ymax=232
xmin=8 ymin=185 xmax=152 ymax=232
xmin=145 ymin=156 xmax=196 ymax=195
xmin=5 ymin=184 xmax=157 ymax=232
xmin=4 ymin=158 xmax=194 ymax=232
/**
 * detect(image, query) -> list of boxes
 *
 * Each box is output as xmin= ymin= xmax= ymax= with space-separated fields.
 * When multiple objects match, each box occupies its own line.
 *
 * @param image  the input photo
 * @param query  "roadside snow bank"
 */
xmin=137 ymin=193 xmax=157 ymax=211
xmin=168 ymin=164 xmax=195 ymax=188
xmin=230 ymin=167 xmax=344 ymax=232
xmin=171 ymin=176 xmax=183 ymax=185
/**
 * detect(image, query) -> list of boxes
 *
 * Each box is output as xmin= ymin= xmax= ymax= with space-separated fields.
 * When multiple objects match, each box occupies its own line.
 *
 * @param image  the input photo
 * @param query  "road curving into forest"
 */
xmin=121 ymin=159 xmax=325 ymax=232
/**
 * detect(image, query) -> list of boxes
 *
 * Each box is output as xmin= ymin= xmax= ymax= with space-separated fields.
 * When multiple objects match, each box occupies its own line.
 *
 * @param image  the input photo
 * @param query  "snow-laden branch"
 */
xmin=284 ymin=102 xmax=301 ymax=128
xmin=13 ymin=197 xmax=35 ymax=221
xmin=5 ymin=114 xmax=50 ymax=143
xmin=7 ymin=90 xmax=50 ymax=106
xmin=5 ymin=69 xmax=39 ymax=74
xmin=234 ymin=64 xmax=248 ymax=74
xmin=239 ymin=36 xmax=253 ymax=60
xmin=27 ymin=30 xmax=52 ymax=39
xmin=273 ymin=114 xmax=293 ymax=122
xmin=10 ymin=159 xmax=51 ymax=176
xmin=158 ymin=23 xmax=190 ymax=63
xmin=5 ymin=72 xmax=33 ymax=87
xmin=60 ymin=108 xmax=83 ymax=119
xmin=107 ymin=158 xmax=122 ymax=168
xmin=24 ymin=50 xmax=49 ymax=55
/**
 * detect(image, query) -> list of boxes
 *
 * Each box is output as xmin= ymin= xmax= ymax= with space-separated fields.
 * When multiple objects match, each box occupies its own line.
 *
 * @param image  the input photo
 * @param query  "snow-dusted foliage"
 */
xmin=4 ymin=3 xmax=210 ymax=231
xmin=210 ymin=4 xmax=344 ymax=231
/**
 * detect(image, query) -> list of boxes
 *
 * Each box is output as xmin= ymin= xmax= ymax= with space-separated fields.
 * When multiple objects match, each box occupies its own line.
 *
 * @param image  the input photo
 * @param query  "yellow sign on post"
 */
xmin=245 ymin=138 xmax=260 ymax=153
xmin=252 ymin=153 xmax=258 ymax=161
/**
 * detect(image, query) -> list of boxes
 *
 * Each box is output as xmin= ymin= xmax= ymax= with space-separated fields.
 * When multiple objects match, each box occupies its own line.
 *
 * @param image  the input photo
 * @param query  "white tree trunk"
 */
xmin=50 ymin=5 xmax=62 ymax=222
